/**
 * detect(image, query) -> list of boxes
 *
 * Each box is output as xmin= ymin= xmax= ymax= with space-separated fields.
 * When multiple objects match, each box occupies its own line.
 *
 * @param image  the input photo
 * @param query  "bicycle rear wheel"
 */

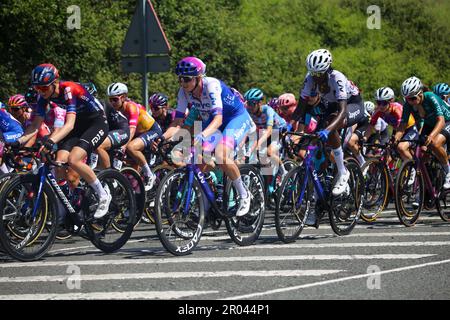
xmin=329 ymin=161 xmax=363 ymax=235
xmin=0 ymin=174 xmax=57 ymax=261
xmin=275 ymin=165 xmax=311 ymax=243
xmin=394 ymin=159 xmax=423 ymax=226
xmin=224 ymin=165 xmax=265 ymax=246
xmin=83 ymin=169 xmax=137 ymax=253
xmin=154 ymin=169 xmax=205 ymax=255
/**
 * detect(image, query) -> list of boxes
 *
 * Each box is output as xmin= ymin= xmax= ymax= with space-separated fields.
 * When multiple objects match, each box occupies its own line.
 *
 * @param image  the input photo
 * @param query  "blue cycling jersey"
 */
xmin=250 ymin=105 xmax=287 ymax=130
xmin=175 ymin=77 xmax=245 ymax=125
xmin=0 ymin=109 xmax=24 ymax=143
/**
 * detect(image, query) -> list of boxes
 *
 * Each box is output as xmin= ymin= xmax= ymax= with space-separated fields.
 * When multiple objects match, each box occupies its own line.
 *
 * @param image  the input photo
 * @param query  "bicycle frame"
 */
xmin=295 ymin=143 xmax=329 ymax=211
xmin=172 ymin=149 xmax=228 ymax=218
xmin=31 ymin=163 xmax=78 ymax=223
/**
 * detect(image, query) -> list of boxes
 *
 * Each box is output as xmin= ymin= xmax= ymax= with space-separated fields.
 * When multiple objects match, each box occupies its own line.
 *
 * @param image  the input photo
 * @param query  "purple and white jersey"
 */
xmin=301 ymin=69 xmax=360 ymax=103
xmin=175 ymin=77 xmax=245 ymax=125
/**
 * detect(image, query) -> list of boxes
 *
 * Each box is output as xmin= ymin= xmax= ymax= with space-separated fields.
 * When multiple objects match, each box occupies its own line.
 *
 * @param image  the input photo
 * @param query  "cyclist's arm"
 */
xmin=256 ymin=125 xmax=272 ymax=149
xmin=429 ymin=115 xmax=445 ymax=141
xmin=394 ymin=123 xmax=406 ymax=142
xmin=202 ymin=114 xmax=223 ymax=138
xmin=47 ymin=112 xmax=76 ymax=143
xmin=18 ymin=116 xmax=42 ymax=145
xmin=126 ymin=102 xmax=138 ymax=141
xmin=325 ymin=100 xmax=347 ymax=132
xmin=163 ymin=118 xmax=184 ymax=140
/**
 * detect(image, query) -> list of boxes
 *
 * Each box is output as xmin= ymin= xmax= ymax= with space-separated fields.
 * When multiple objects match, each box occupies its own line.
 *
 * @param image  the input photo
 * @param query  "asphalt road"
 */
xmin=1 ymin=205 xmax=449 ymax=301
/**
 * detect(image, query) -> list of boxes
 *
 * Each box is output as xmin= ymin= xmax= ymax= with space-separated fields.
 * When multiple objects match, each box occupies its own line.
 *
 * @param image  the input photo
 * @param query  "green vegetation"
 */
xmin=0 ymin=0 xmax=448 ymax=104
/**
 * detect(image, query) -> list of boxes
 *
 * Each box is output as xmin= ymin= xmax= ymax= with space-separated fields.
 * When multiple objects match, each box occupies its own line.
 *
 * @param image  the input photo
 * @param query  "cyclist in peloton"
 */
xmin=106 ymin=82 xmax=162 ymax=191
xmin=292 ymin=49 xmax=366 ymax=196
xmin=244 ymin=88 xmax=289 ymax=185
xmin=0 ymin=102 xmax=24 ymax=173
xmin=396 ymin=76 xmax=450 ymax=190
xmin=160 ymin=56 xmax=254 ymax=217
xmin=96 ymin=102 xmax=130 ymax=169
xmin=365 ymin=87 xmax=418 ymax=166
xmin=18 ymin=63 xmax=111 ymax=219
xmin=149 ymin=93 xmax=174 ymax=132
xmin=433 ymin=83 xmax=450 ymax=106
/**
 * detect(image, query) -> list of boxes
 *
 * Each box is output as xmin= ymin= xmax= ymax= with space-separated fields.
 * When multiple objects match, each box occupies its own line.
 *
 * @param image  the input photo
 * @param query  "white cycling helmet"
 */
xmin=401 ymin=76 xmax=423 ymax=97
xmin=364 ymin=101 xmax=376 ymax=115
xmin=375 ymin=87 xmax=395 ymax=101
xmin=306 ymin=49 xmax=333 ymax=73
xmin=107 ymin=82 xmax=128 ymax=97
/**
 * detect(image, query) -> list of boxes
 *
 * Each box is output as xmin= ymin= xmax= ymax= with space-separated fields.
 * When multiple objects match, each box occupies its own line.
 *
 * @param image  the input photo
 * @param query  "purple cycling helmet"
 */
xmin=175 ymin=57 xmax=206 ymax=77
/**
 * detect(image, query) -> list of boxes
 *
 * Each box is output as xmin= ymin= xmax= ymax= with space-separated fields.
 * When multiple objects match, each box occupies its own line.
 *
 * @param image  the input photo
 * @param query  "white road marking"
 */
xmin=0 ymin=270 xmax=343 ymax=283
xmin=224 ymin=241 xmax=450 ymax=250
xmin=0 ymin=254 xmax=435 ymax=269
xmin=0 ymin=290 xmax=219 ymax=300
xmin=223 ymin=258 xmax=450 ymax=300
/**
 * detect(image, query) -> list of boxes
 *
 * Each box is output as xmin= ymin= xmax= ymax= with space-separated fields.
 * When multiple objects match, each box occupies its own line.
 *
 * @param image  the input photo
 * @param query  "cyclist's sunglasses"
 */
xmin=109 ymin=96 xmax=122 ymax=102
xmin=8 ymin=107 xmax=22 ymax=112
xmin=406 ymin=95 xmax=419 ymax=102
xmin=247 ymin=100 xmax=261 ymax=107
xmin=376 ymin=100 xmax=389 ymax=106
xmin=310 ymin=71 xmax=326 ymax=77
xmin=179 ymin=76 xmax=195 ymax=83
xmin=33 ymin=85 xmax=52 ymax=92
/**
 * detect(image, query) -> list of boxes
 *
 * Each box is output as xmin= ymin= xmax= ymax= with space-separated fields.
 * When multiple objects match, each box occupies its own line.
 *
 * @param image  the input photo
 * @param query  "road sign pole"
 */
xmin=141 ymin=0 xmax=149 ymax=109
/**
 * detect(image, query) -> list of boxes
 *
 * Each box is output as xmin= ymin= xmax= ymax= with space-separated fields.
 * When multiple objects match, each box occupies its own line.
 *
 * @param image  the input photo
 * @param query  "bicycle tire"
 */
xmin=360 ymin=159 xmax=389 ymax=222
xmin=329 ymin=161 xmax=363 ymax=235
xmin=0 ymin=174 xmax=57 ymax=261
xmin=394 ymin=159 xmax=423 ymax=227
xmin=275 ymin=165 xmax=311 ymax=243
xmin=83 ymin=169 xmax=137 ymax=253
xmin=154 ymin=169 xmax=205 ymax=255
xmin=224 ymin=164 xmax=265 ymax=246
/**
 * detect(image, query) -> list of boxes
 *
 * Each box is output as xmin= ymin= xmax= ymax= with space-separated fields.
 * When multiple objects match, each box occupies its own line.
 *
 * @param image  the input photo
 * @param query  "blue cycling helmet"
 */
xmin=31 ymin=63 xmax=59 ymax=86
xmin=175 ymin=57 xmax=206 ymax=77
xmin=433 ymin=83 xmax=450 ymax=98
xmin=244 ymin=88 xmax=264 ymax=102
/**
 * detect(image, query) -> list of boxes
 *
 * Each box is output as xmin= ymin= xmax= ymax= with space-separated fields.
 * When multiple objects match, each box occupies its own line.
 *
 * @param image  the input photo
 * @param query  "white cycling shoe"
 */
xmin=444 ymin=172 xmax=450 ymax=190
xmin=94 ymin=186 xmax=112 ymax=219
xmin=236 ymin=190 xmax=251 ymax=217
xmin=332 ymin=169 xmax=350 ymax=197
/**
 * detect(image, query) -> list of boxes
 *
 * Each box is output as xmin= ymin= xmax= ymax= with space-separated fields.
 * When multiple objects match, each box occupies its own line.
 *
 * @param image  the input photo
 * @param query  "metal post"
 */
xmin=141 ymin=0 xmax=149 ymax=109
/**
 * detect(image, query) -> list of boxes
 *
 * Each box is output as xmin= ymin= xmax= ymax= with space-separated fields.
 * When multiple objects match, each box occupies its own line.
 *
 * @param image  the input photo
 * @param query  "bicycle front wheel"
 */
xmin=0 ymin=174 xmax=57 ymax=261
xmin=275 ymin=165 xmax=311 ymax=243
xmin=394 ymin=159 xmax=423 ymax=227
xmin=360 ymin=159 xmax=389 ymax=222
xmin=154 ymin=169 xmax=205 ymax=256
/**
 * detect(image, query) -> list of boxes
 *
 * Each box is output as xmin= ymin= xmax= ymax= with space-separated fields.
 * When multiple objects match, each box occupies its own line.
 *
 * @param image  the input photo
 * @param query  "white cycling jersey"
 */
xmin=301 ymin=69 xmax=360 ymax=103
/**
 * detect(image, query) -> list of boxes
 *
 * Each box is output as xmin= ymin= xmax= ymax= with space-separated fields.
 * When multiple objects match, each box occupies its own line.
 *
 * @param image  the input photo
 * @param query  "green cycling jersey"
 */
xmin=401 ymin=91 xmax=450 ymax=129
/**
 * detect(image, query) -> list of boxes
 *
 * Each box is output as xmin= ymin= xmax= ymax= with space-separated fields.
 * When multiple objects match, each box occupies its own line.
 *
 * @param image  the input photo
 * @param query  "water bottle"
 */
xmin=89 ymin=152 xmax=98 ymax=169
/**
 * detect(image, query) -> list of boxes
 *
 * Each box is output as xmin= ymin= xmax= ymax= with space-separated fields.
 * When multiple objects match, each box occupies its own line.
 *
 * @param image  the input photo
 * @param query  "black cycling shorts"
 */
xmin=59 ymin=114 xmax=109 ymax=155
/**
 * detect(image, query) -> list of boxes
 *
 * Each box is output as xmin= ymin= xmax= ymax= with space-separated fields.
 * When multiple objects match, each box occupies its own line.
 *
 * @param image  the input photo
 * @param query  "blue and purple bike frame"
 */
xmin=173 ymin=148 xmax=228 ymax=218
xmin=292 ymin=134 xmax=329 ymax=211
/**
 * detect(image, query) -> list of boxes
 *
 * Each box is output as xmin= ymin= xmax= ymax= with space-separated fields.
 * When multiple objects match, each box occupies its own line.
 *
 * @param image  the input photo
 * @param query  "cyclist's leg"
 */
xmin=429 ymin=123 xmax=450 ymax=188
xmin=215 ymin=113 xmax=253 ymax=216
xmin=97 ymin=137 xmax=113 ymax=169
xmin=398 ymin=126 xmax=419 ymax=161
xmin=127 ymin=125 xmax=162 ymax=189
xmin=67 ymin=116 xmax=110 ymax=218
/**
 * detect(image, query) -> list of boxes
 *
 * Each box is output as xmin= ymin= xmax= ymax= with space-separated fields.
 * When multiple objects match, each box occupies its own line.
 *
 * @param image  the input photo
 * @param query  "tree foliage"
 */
xmin=0 ymin=0 xmax=448 ymax=105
